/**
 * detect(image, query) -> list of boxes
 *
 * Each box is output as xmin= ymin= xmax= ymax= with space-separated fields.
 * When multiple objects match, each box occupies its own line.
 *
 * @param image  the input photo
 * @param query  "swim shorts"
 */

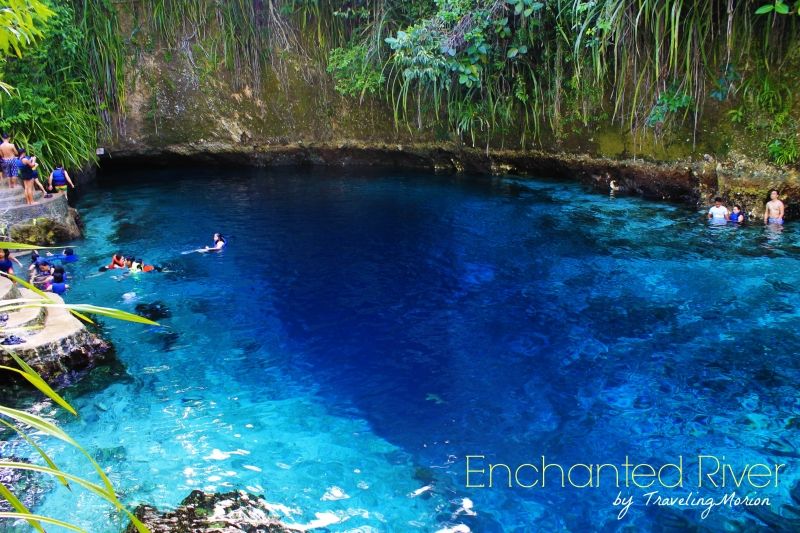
xmin=2 ymin=158 xmax=18 ymax=178
xmin=768 ymin=217 xmax=784 ymax=225
xmin=54 ymin=185 xmax=67 ymax=192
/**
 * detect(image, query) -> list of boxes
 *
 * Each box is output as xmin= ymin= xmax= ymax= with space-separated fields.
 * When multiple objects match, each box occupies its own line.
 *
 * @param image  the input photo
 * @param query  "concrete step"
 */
xmin=1 ymin=288 xmax=47 ymax=333
xmin=0 ymin=276 xmax=21 ymax=300
xmin=0 ymin=186 xmax=23 ymax=198
xmin=12 ymin=292 xmax=84 ymax=349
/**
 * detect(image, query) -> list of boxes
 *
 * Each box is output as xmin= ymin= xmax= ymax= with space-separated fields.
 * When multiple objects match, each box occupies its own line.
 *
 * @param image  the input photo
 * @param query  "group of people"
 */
xmin=101 ymin=253 xmax=163 ymax=273
xmin=1 ymin=132 xmax=75 ymax=205
xmin=707 ymin=189 xmax=786 ymax=225
xmin=0 ymin=248 xmax=78 ymax=295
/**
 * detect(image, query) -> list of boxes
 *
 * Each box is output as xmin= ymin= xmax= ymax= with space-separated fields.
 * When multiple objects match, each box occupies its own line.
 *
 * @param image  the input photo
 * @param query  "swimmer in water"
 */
xmin=204 ymin=233 xmax=226 ymax=252
xmin=729 ymin=205 xmax=744 ymax=224
xmin=764 ymin=190 xmax=785 ymax=225
xmin=708 ymin=197 xmax=729 ymax=223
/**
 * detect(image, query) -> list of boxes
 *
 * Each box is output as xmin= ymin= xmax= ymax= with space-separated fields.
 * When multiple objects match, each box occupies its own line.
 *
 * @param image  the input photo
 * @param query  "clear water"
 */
xmin=17 ymin=168 xmax=800 ymax=532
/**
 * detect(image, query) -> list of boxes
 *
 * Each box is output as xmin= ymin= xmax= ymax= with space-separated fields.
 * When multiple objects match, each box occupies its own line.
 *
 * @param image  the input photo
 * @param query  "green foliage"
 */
xmin=767 ymin=137 xmax=799 ymax=165
xmin=0 ymin=1 xmax=100 ymax=173
xmin=0 ymin=0 xmax=53 ymax=59
xmin=646 ymin=87 xmax=692 ymax=129
xmin=327 ymin=43 xmax=385 ymax=98
xmin=755 ymin=0 xmax=797 ymax=15
xmin=727 ymin=107 xmax=745 ymax=124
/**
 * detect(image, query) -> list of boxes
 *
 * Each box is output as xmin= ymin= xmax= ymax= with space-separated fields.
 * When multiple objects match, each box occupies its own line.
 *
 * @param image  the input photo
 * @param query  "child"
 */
xmin=48 ymin=164 xmax=75 ymax=195
xmin=729 ymin=205 xmax=744 ymax=224
xmin=46 ymin=272 xmax=69 ymax=295
xmin=0 ymin=249 xmax=17 ymax=276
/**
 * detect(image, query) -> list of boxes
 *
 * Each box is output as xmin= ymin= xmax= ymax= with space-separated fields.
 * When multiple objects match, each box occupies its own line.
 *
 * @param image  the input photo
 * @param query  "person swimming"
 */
xmin=46 ymin=247 xmax=79 ymax=264
xmin=130 ymin=258 xmax=163 ymax=273
xmin=30 ymin=261 xmax=53 ymax=289
xmin=99 ymin=253 xmax=127 ymax=272
xmin=205 ymin=233 xmax=226 ymax=252
xmin=46 ymin=272 xmax=69 ymax=295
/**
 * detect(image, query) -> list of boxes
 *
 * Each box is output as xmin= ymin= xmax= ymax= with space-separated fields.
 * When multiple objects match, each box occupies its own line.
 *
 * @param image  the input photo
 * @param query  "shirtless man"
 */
xmin=763 ymin=189 xmax=785 ymax=225
xmin=0 ymin=133 xmax=19 ymax=188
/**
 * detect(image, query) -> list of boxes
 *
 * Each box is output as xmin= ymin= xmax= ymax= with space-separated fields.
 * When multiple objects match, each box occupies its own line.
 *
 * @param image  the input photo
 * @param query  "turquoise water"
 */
xmin=16 ymin=168 xmax=800 ymax=531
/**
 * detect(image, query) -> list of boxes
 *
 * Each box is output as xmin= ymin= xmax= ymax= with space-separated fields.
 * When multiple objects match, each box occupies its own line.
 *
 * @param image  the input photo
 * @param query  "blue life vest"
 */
xmin=50 ymin=282 xmax=67 ymax=295
xmin=52 ymin=168 xmax=67 ymax=185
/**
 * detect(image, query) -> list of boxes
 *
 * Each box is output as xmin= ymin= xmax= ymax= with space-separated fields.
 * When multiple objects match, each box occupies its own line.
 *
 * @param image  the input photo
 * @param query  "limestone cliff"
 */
xmin=105 ymin=12 xmax=799 ymax=219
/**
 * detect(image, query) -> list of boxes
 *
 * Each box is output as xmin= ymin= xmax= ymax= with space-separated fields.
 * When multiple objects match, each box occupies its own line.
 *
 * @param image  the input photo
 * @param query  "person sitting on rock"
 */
xmin=708 ymin=197 xmax=729 ymax=223
xmin=729 ymin=205 xmax=745 ymax=224
xmin=45 ymin=272 xmax=69 ymax=295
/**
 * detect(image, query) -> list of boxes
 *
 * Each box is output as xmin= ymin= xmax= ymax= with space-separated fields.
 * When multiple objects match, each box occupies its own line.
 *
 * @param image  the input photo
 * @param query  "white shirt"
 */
xmin=708 ymin=206 xmax=729 ymax=220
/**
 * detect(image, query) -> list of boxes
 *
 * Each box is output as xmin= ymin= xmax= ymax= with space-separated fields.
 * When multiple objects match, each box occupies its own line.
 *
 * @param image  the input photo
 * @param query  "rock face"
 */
xmin=124 ymin=491 xmax=297 ymax=533
xmin=0 ymin=276 xmax=112 ymax=390
xmin=0 ymin=188 xmax=81 ymax=244
xmin=103 ymin=11 xmax=800 ymax=215
xmin=103 ymin=140 xmax=798 ymax=218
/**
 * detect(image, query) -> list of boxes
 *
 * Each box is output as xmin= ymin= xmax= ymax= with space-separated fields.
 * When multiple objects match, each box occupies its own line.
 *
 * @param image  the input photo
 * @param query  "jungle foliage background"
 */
xmin=0 ymin=0 xmax=798 ymax=171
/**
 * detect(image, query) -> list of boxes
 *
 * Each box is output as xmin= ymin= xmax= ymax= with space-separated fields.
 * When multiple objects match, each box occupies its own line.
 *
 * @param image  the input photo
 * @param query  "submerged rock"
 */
xmin=124 ymin=490 xmax=298 ymax=532
xmin=135 ymin=302 xmax=172 ymax=321
xmin=0 ymin=457 xmax=53 ymax=514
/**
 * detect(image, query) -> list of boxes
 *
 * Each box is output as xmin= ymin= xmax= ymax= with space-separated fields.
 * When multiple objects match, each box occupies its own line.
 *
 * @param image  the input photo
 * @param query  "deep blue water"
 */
xmin=19 ymin=168 xmax=800 ymax=531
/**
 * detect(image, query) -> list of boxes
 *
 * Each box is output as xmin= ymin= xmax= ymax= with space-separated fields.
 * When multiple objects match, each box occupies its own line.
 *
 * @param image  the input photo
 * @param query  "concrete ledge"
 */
xmin=0 ymin=277 xmax=112 ymax=388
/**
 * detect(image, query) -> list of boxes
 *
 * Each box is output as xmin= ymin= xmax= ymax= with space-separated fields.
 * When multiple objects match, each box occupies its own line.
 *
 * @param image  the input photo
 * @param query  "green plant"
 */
xmin=755 ymin=0 xmax=796 ymax=15
xmin=767 ymin=137 xmax=799 ymax=165
xmin=727 ymin=107 xmax=745 ymax=124
xmin=646 ymin=87 xmax=693 ymax=129
xmin=327 ymin=43 xmax=385 ymax=99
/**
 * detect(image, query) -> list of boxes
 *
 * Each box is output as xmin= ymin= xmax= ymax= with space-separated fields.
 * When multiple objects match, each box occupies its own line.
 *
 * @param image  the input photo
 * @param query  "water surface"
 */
xmin=22 ymin=168 xmax=800 ymax=531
